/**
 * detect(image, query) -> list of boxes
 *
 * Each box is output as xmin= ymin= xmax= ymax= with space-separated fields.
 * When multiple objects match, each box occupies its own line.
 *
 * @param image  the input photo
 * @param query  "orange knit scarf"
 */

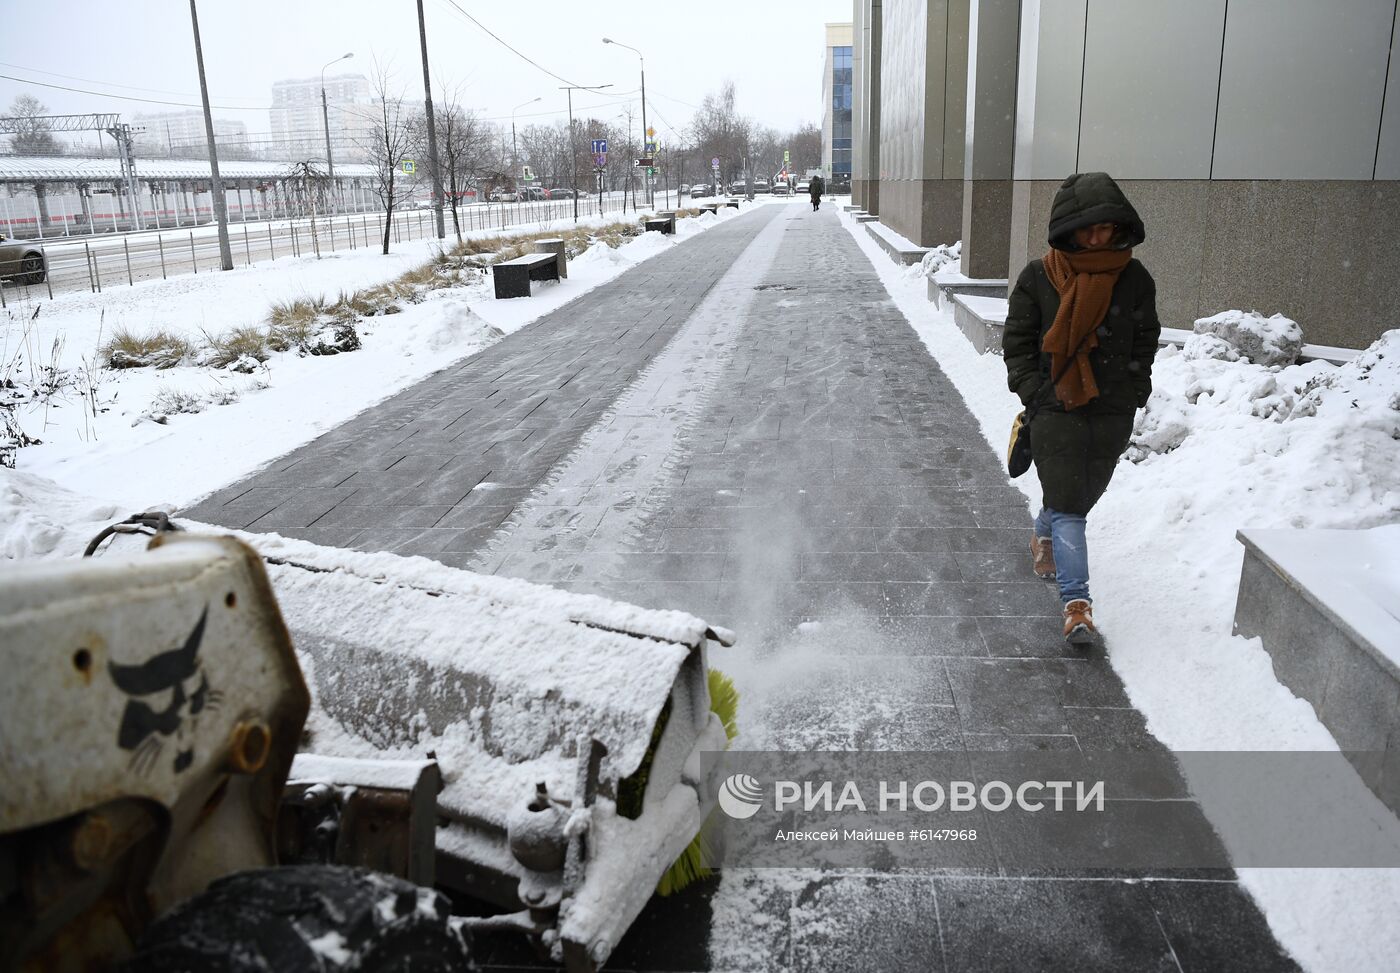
xmin=1041 ymin=247 xmax=1133 ymax=410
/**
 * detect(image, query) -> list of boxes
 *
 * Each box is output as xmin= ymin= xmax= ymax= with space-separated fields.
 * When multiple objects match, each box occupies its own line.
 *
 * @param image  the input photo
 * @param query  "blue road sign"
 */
xmin=592 ymin=138 xmax=608 ymax=154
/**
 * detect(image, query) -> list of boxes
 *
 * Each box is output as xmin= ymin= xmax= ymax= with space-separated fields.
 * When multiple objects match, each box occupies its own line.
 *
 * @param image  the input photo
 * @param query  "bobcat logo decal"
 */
xmin=109 ymin=608 xmax=223 ymax=775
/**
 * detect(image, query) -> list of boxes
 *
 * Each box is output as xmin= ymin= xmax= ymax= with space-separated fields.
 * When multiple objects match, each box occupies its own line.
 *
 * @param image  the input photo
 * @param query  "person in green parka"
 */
xmin=1002 ymin=172 xmax=1161 ymax=644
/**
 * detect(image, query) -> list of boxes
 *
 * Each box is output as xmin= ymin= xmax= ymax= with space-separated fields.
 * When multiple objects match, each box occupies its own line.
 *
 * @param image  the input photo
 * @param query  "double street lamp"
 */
xmin=321 ymin=52 xmax=354 ymax=211
xmin=602 ymin=37 xmax=650 ymax=205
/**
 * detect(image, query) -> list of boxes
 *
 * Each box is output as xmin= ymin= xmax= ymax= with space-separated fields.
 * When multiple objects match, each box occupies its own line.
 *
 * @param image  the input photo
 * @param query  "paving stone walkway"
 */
xmin=190 ymin=204 xmax=1299 ymax=972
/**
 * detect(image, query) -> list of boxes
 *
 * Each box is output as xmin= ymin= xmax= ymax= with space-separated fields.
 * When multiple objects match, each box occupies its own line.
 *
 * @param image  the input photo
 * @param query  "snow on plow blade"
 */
xmin=244 ymin=531 xmax=735 ymax=971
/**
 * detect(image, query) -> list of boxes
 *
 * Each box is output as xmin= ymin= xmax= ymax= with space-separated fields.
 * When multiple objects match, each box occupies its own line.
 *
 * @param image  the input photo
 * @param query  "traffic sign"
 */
xmin=646 ymin=126 xmax=655 ymax=137
xmin=592 ymin=138 xmax=608 ymax=154
xmin=522 ymin=165 xmax=535 ymax=181
xmin=635 ymin=157 xmax=654 ymax=168
xmin=711 ymin=157 xmax=719 ymax=168
xmin=594 ymin=153 xmax=607 ymax=168
xmin=401 ymin=159 xmax=416 ymax=174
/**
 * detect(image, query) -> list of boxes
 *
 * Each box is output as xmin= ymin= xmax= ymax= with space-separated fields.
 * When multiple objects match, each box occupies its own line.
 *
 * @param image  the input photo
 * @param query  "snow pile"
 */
xmin=913 ymin=240 xmax=961 ymax=281
xmin=1126 ymin=333 xmax=1400 ymax=525
xmin=0 ymin=468 xmax=122 ymax=559
xmin=1188 ymin=309 xmax=1304 ymax=366
xmin=840 ymin=209 xmax=1400 ymax=972
xmin=571 ymin=241 xmax=632 ymax=271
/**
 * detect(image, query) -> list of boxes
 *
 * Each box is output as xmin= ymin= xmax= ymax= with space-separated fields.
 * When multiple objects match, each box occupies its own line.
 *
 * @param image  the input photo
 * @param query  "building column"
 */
xmin=961 ymin=0 xmax=1020 ymax=279
xmin=875 ymin=0 xmax=968 ymax=247
xmin=864 ymin=0 xmax=883 ymax=213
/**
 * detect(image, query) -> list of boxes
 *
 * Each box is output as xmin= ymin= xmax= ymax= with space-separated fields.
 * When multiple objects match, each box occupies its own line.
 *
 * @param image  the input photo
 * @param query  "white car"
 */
xmin=795 ymin=180 xmax=811 ymax=195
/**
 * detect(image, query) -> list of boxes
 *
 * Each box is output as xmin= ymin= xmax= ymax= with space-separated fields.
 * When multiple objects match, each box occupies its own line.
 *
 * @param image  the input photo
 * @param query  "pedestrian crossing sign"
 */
xmin=402 ymin=159 xmax=416 ymax=174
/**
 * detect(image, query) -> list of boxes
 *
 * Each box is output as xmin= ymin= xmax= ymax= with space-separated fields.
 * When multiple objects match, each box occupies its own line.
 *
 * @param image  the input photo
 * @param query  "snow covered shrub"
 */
xmin=226 ymin=354 xmax=263 ymax=374
xmin=267 ymin=295 xmax=329 ymax=330
xmin=1192 ymin=310 xmax=1303 ymax=367
xmin=102 ymin=328 xmax=194 ymax=369
xmin=307 ymin=321 xmax=360 ymax=356
xmin=204 ymin=326 xmax=270 ymax=368
xmin=917 ymin=241 xmax=961 ymax=279
xmin=142 ymin=387 xmax=205 ymax=423
xmin=266 ymin=315 xmax=316 ymax=353
xmin=140 ymin=384 xmax=242 ymax=425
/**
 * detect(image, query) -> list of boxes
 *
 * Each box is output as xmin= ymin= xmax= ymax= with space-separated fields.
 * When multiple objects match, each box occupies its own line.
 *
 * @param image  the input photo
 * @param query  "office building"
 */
xmin=822 ymin=23 xmax=854 ymax=188
xmin=852 ymin=0 xmax=1400 ymax=349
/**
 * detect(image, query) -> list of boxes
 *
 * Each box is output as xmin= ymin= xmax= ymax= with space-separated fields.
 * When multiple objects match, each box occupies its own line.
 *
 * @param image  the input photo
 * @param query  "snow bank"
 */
xmin=840 ymin=209 xmax=1400 ymax=973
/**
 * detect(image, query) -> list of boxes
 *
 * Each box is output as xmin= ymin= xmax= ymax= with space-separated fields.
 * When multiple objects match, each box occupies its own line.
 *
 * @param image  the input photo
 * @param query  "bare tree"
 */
xmin=787 ymin=122 xmax=822 ymax=176
xmin=519 ymin=120 xmax=571 ymax=190
xmin=692 ymin=81 xmax=747 ymax=184
xmin=5 ymin=95 xmax=63 ymax=156
xmin=748 ymin=126 xmax=780 ymax=185
xmin=411 ymin=84 xmax=483 ymax=244
xmin=359 ymin=62 xmax=413 ymax=254
xmin=286 ymin=160 xmax=329 ymax=251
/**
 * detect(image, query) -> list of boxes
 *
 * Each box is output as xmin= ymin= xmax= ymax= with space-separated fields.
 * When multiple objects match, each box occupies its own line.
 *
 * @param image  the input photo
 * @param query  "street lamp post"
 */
xmin=511 ymin=96 xmax=541 ymax=184
xmin=189 ymin=0 xmax=232 ymax=271
xmin=559 ymin=83 xmax=612 ymax=222
xmin=602 ymin=38 xmax=649 ymax=205
xmin=321 ymin=52 xmax=353 ymax=213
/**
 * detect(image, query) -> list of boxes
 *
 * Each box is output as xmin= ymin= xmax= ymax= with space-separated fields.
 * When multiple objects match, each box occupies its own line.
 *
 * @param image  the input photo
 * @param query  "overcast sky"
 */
xmin=1 ymin=0 xmax=853 ymax=151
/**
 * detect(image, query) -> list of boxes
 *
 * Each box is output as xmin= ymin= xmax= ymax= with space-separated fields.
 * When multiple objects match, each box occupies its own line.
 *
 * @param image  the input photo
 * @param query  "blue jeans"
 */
xmin=1035 ymin=507 xmax=1089 ymax=605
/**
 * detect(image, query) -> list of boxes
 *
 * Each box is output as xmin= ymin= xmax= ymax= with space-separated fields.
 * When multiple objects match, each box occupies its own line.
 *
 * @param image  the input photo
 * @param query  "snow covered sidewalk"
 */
xmin=180 ymin=198 xmax=1300 ymax=969
xmin=2 ymin=205 xmax=743 ymax=531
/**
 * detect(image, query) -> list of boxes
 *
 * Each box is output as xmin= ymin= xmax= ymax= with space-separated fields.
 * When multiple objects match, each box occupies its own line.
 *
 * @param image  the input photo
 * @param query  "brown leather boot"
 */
xmin=1062 ymin=599 xmax=1096 ymax=645
xmin=1031 ymin=535 xmax=1056 ymax=580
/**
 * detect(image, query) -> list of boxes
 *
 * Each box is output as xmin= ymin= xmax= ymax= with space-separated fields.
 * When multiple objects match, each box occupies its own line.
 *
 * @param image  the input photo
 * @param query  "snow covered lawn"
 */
xmin=841 ymin=209 xmax=1400 ymax=972
xmin=1 ymin=205 xmax=741 ymax=519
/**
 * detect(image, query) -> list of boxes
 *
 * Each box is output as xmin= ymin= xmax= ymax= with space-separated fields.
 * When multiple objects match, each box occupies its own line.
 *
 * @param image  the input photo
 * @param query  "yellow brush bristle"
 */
xmin=657 ymin=667 xmax=739 ymax=896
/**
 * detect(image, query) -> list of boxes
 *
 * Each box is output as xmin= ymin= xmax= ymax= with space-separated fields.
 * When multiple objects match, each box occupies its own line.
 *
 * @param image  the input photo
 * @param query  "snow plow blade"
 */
xmin=244 ymin=530 xmax=735 ymax=971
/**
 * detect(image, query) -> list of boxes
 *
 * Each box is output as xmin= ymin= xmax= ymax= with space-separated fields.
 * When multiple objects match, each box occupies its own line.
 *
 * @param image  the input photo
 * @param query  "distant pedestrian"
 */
xmin=1002 ymin=172 xmax=1161 ymax=645
xmin=809 ymin=175 xmax=824 ymax=212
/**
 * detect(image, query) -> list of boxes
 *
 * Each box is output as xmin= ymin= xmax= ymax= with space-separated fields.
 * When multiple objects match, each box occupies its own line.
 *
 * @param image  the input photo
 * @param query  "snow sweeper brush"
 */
xmin=0 ymin=522 xmax=737 ymax=973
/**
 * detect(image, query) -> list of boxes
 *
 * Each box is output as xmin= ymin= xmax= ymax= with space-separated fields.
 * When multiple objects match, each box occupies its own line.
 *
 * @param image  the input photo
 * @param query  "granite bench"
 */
xmin=492 ymin=251 xmax=560 ymax=299
xmin=1234 ymin=525 xmax=1400 ymax=816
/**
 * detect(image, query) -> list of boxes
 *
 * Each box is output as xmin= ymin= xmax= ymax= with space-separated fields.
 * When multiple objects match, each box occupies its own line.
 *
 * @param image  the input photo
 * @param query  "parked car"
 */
xmin=690 ymin=184 xmax=710 ymax=198
xmin=548 ymin=188 xmax=576 ymax=199
xmin=0 ymin=234 xmax=46 ymax=285
xmin=489 ymin=190 xmax=520 ymax=203
xmin=770 ymin=180 xmax=791 ymax=196
xmin=752 ymin=179 xmax=771 ymax=194
xmin=795 ymin=180 xmax=811 ymax=195
xmin=728 ymin=180 xmax=748 ymax=196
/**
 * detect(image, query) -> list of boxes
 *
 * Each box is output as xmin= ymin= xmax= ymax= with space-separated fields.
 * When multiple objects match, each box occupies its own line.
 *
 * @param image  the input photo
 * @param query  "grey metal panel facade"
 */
xmin=1377 ymin=3 xmax=1400 ymax=178
xmin=1213 ymin=0 xmax=1394 ymax=179
xmin=1078 ymin=0 xmax=1225 ymax=179
xmin=853 ymin=0 xmax=868 ymax=184
xmin=963 ymin=0 xmax=1020 ymax=180
xmin=879 ymin=0 xmax=930 ymax=182
xmin=1012 ymin=0 xmax=1086 ymax=180
xmin=940 ymin=0 xmax=971 ymax=178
